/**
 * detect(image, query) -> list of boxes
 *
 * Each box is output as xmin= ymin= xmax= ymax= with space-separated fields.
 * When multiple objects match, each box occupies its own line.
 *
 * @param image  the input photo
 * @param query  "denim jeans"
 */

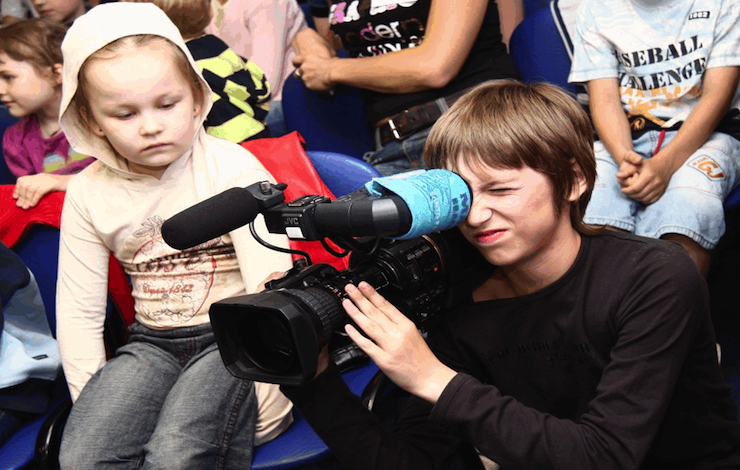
xmin=585 ymin=130 xmax=740 ymax=250
xmin=59 ymin=322 xmax=257 ymax=470
xmin=265 ymin=100 xmax=289 ymax=138
xmin=363 ymin=126 xmax=432 ymax=176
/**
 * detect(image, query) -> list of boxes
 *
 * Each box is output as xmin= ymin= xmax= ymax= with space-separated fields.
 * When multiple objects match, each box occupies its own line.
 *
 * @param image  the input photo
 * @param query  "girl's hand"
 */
xmin=13 ymin=173 xmax=65 ymax=209
xmin=342 ymin=282 xmax=457 ymax=404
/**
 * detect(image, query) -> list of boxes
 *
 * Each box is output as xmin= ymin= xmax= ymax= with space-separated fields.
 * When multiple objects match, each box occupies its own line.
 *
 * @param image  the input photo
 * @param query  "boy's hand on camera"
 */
xmin=13 ymin=173 xmax=62 ymax=210
xmin=342 ymin=282 xmax=457 ymax=404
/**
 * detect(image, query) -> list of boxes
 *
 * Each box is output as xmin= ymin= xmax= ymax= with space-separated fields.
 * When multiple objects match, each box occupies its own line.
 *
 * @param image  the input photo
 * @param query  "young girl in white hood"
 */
xmin=55 ymin=3 xmax=295 ymax=468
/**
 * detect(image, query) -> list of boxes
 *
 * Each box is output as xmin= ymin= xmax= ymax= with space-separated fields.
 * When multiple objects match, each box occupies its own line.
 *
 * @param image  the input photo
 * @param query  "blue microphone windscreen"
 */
xmin=364 ymin=169 xmax=471 ymax=240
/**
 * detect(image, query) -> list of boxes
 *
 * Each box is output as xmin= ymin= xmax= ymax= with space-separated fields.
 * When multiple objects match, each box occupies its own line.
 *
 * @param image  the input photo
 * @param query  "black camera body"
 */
xmin=209 ymin=228 xmax=492 ymax=386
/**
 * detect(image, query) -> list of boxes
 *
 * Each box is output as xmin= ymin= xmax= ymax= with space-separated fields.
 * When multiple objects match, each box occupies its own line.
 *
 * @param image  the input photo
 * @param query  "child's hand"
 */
xmin=616 ymin=150 xmax=643 ymax=188
xmin=621 ymin=156 xmax=676 ymax=205
xmin=13 ymin=173 xmax=64 ymax=209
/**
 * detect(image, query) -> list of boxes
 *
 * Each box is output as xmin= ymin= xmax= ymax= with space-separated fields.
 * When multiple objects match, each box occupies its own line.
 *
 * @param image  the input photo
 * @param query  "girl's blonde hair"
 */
xmin=0 ymin=18 xmax=66 ymax=78
xmin=424 ymin=80 xmax=600 ymax=236
xmin=71 ymin=34 xmax=205 ymax=127
xmin=123 ymin=0 xmax=212 ymax=40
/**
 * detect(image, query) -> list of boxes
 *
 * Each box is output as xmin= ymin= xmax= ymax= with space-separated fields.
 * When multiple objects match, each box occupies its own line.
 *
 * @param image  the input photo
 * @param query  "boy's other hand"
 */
xmin=13 ymin=173 xmax=62 ymax=210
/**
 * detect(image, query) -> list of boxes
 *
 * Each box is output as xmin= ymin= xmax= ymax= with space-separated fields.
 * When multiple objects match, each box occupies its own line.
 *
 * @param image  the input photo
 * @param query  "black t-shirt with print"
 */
xmin=324 ymin=0 xmax=520 ymax=126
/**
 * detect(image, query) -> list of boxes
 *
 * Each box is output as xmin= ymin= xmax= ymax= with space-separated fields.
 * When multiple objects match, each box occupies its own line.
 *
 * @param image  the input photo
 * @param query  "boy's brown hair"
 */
xmin=424 ymin=80 xmax=599 ymax=235
xmin=123 ymin=0 xmax=212 ymax=40
xmin=0 ymin=18 xmax=66 ymax=78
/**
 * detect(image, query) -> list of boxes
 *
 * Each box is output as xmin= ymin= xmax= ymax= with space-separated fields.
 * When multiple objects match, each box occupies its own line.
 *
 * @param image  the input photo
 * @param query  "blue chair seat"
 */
xmin=306 ymin=150 xmax=381 ymax=197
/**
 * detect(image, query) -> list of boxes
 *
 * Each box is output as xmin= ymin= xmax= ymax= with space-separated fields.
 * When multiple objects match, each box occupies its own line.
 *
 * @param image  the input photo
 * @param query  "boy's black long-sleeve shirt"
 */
xmin=283 ymin=231 xmax=740 ymax=470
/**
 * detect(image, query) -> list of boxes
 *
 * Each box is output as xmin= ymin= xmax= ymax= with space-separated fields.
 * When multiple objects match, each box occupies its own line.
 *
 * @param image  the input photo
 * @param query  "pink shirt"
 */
xmin=3 ymin=115 xmax=94 ymax=178
xmin=206 ymin=0 xmax=307 ymax=100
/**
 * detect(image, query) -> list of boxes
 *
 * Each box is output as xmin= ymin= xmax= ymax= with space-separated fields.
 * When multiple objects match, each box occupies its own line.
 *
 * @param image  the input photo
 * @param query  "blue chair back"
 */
xmin=282 ymin=74 xmax=374 ymax=159
xmin=307 ymin=150 xmax=381 ymax=197
xmin=508 ymin=3 xmax=577 ymax=95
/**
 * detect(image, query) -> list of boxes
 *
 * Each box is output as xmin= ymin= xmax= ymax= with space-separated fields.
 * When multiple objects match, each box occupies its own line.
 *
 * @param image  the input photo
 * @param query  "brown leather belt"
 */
xmin=376 ymin=88 xmax=472 ymax=146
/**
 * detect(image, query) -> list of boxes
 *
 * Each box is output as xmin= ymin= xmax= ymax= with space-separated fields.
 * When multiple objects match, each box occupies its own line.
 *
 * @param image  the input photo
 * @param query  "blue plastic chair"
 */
xmin=252 ymin=361 xmax=380 ymax=470
xmin=282 ymin=73 xmax=374 ymax=160
xmin=307 ymin=150 xmax=381 ymax=197
xmin=508 ymin=3 xmax=577 ymax=95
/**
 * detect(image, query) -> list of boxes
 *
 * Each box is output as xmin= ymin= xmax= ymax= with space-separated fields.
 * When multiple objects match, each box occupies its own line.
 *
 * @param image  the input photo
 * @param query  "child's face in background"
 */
xmin=30 ymin=0 xmax=85 ymax=24
xmin=84 ymin=44 xmax=202 ymax=179
xmin=0 ymin=54 xmax=60 ymax=118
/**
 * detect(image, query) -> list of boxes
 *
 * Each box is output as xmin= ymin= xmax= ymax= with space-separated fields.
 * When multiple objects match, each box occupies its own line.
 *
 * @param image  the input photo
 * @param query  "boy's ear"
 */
xmin=567 ymin=162 xmax=588 ymax=202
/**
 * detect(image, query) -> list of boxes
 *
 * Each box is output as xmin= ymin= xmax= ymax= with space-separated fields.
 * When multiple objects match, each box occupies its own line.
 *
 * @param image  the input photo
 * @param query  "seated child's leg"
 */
xmin=636 ymin=132 xmax=740 ymax=274
xmin=662 ymin=233 xmax=711 ymax=276
xmin=143 ymin=342 xmax=258 ymax=468
xmin=583 ymin=140 xmax=639 ymax=231
xmin=59 ymin=326 xmax=182 ymax=470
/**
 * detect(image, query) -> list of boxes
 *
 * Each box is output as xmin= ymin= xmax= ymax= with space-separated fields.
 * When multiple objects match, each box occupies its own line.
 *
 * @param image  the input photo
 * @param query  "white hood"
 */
xmin=59 ymin=2 xmax=213 ymax=174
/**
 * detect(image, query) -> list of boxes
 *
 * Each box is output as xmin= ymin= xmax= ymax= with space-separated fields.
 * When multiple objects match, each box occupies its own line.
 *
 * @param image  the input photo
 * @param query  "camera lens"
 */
xmin=237 ymin=309 xmax=296 ymax=374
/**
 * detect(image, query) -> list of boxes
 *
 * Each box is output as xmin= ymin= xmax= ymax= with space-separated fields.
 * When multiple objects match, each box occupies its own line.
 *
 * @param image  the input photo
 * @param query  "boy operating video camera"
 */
xmin=278 ymin=80 xmax=740 ymax=470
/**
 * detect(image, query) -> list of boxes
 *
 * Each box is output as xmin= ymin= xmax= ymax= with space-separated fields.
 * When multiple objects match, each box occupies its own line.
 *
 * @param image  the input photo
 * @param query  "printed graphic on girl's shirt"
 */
xmin=120 ymin=216 xmax=241 ymax=326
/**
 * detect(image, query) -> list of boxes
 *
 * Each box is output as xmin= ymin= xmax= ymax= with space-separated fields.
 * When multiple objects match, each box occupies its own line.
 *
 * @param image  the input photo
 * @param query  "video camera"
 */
xmin=162 ymin=170 xmax=492 ymax=386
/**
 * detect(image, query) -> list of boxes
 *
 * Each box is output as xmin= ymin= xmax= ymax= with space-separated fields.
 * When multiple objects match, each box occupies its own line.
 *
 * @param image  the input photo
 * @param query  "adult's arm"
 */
xmin=498 ymin=0 xmax=523 ymax=48
xmin=293 ymin=0 xmax=490 ymax=94
xmin=56 ymin=179 xmax=110 ymax=401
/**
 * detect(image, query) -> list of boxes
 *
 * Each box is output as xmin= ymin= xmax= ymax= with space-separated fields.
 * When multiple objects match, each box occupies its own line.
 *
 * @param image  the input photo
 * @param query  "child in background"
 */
xmin=0 ymin=19 xmax=95 ymax=209
xmin=55 ymin=3 xmax=294 ymax=468
xmin=125 ymin=0 xmax=272 ymax=143
xmin=28 ymin=0 xmax=85 ymax=25
xmin=568 ymin=0 xmax=740 ymax=276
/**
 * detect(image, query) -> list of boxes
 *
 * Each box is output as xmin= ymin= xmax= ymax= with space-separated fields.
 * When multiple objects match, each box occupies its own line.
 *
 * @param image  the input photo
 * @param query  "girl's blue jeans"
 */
xmin=59 ymin=321 xmax=257 ymax=470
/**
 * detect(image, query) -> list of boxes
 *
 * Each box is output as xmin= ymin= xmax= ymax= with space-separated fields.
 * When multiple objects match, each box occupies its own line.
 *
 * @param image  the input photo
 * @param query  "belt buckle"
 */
xmin=388 ymin=118 xmax=402 ymax=140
